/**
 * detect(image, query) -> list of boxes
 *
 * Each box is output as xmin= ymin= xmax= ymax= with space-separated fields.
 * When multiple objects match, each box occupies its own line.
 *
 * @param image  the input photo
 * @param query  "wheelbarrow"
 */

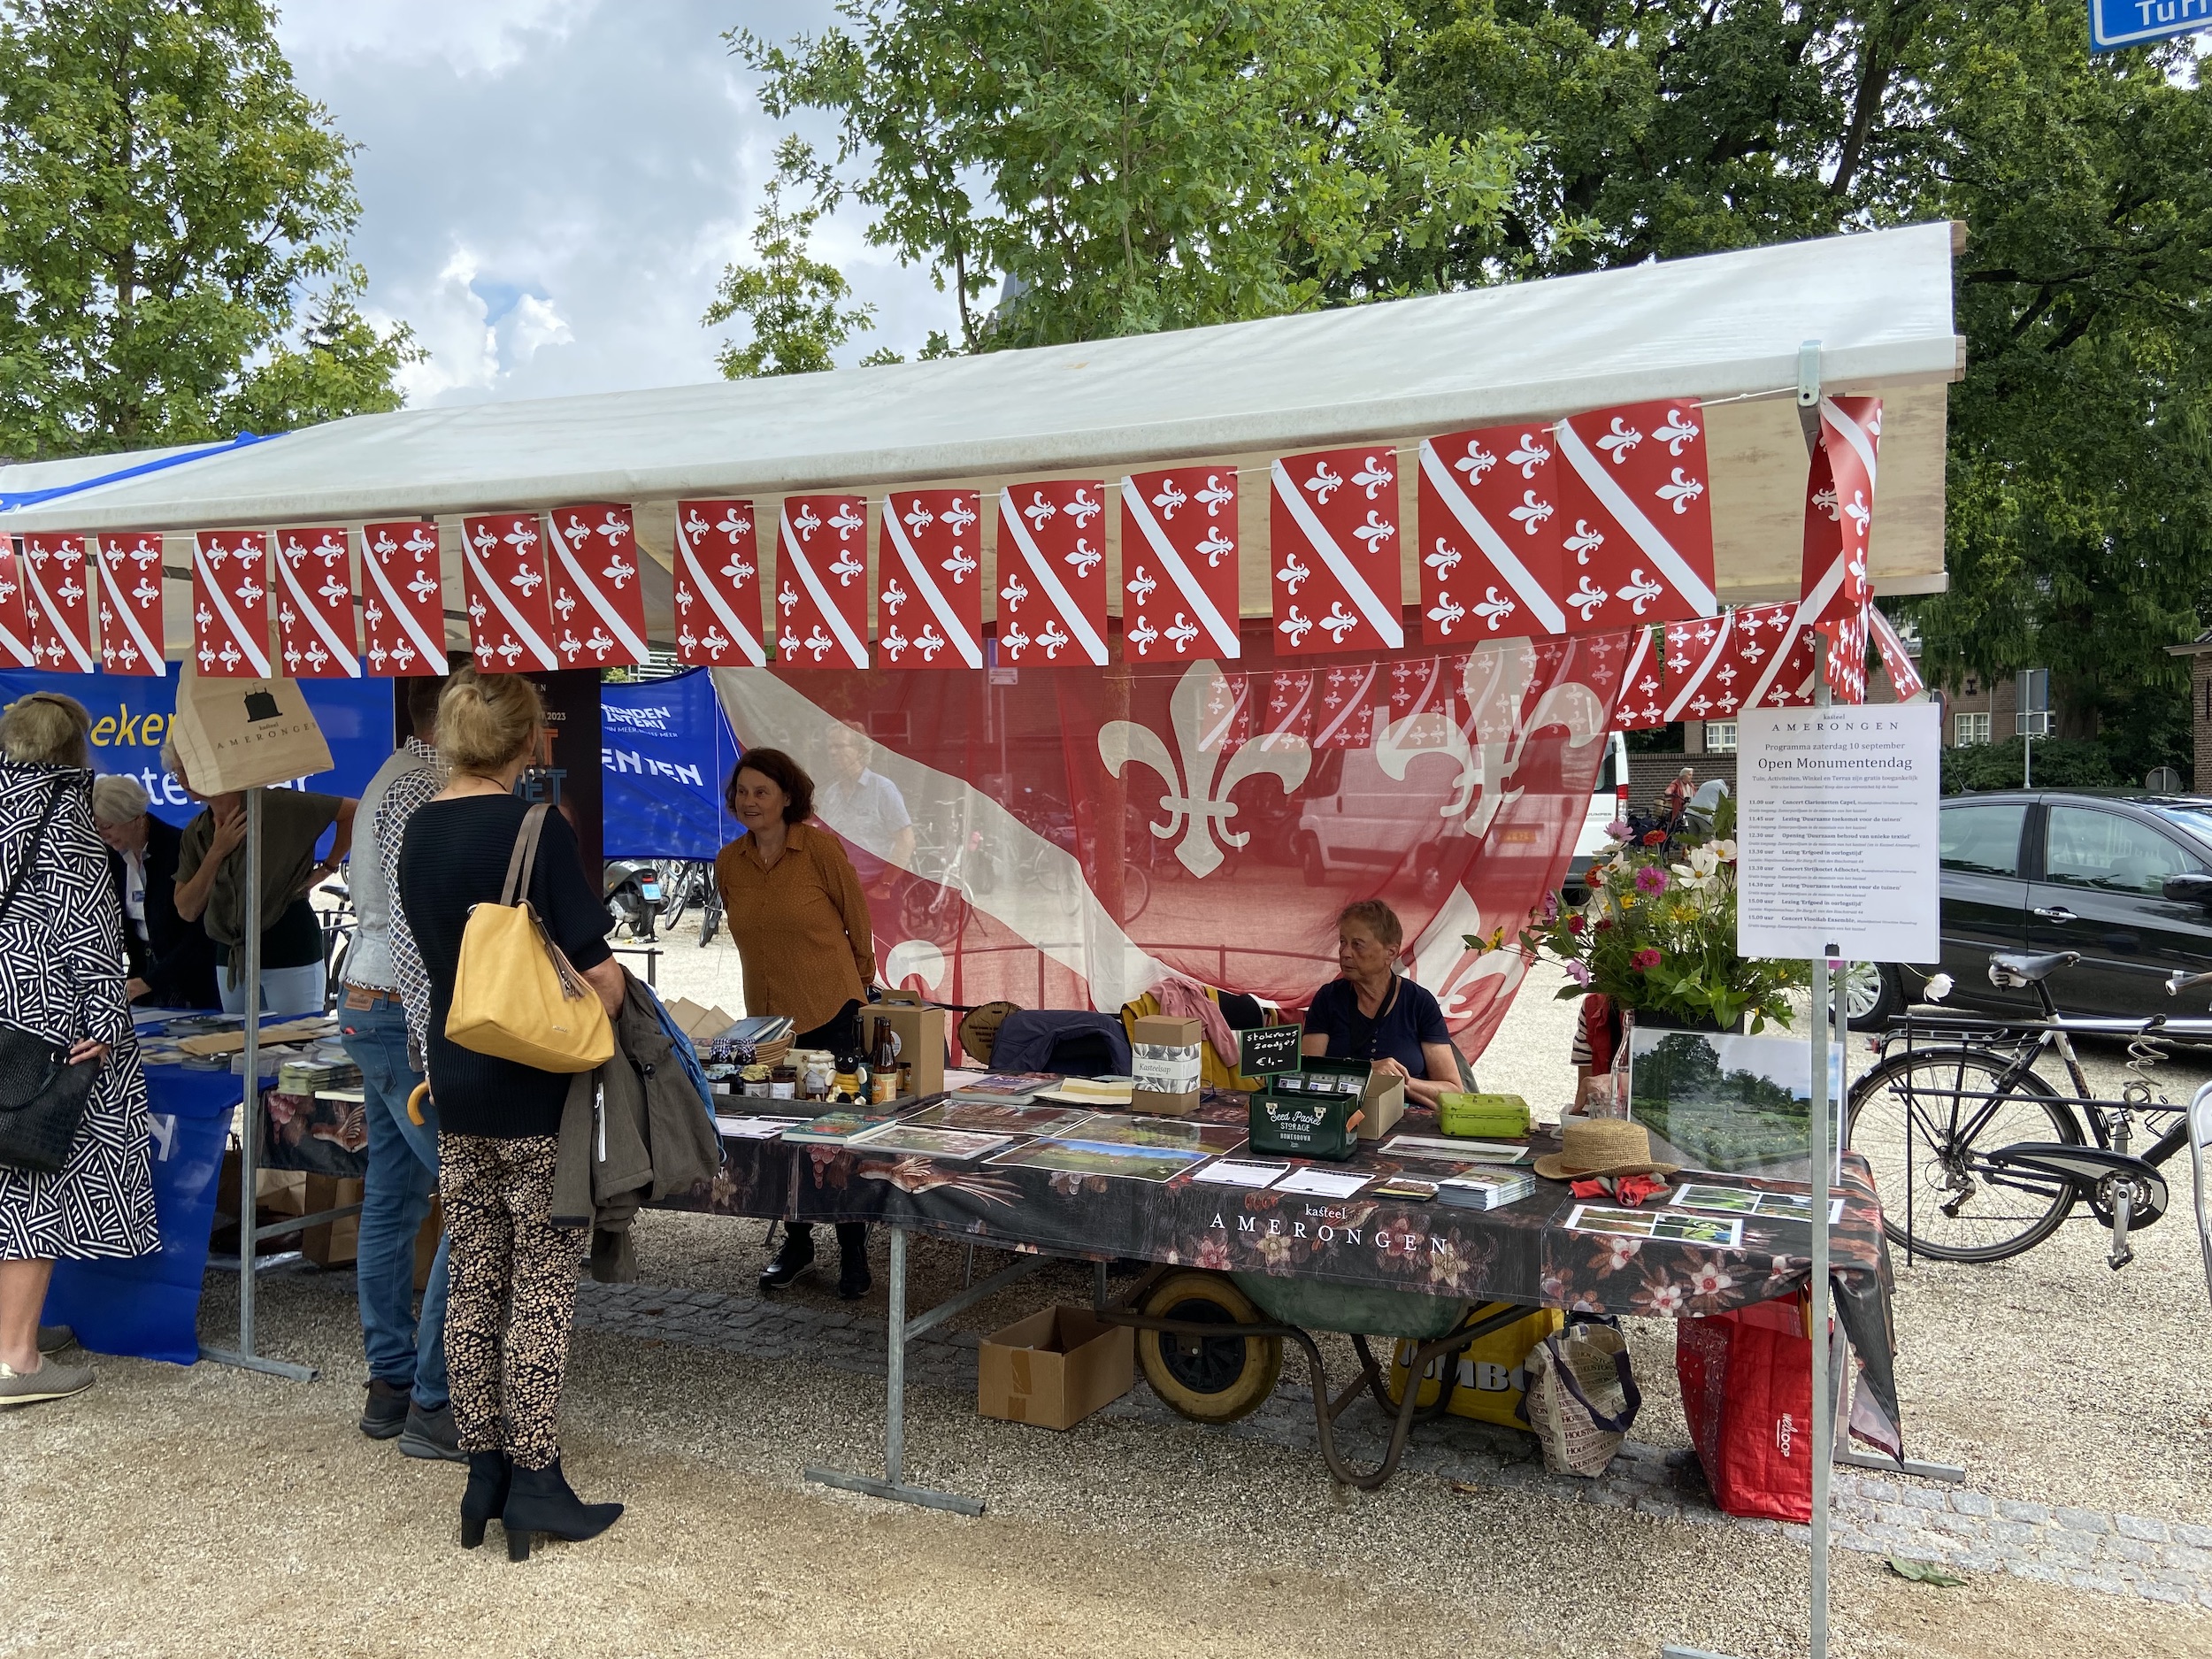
xmin=1094 ymin=1266 xmax=1540 ymax=1490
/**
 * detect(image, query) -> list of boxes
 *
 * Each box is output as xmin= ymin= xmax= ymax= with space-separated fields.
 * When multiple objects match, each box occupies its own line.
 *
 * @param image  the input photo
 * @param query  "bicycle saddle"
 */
xmin=1987 ymin=950 xmax=2080 ymax=987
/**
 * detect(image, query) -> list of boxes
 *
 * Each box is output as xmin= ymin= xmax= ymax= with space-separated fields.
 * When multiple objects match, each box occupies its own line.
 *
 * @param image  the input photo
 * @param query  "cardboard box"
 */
xmin=1129 ymin=1014 xmax=1203 ymax=1117
xmin=978 ymin=1307 xmax=1134 ymax=1430
xmin=860 ymin=992 xmax=946 ymax=1098
xmin=1298 ymin=1057 xmax=1406 ymax=1141
xmin=301 ymin=1176 xmax=365 ymax=1269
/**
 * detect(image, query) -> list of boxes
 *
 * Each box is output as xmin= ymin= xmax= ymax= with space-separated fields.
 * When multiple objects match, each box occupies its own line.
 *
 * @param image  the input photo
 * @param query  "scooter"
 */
xmin=604 ymin=860 xmax=664 ymax=941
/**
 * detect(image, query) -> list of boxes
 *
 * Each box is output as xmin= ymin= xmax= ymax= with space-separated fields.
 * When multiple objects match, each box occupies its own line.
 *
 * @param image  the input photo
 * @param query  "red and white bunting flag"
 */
xmin=1610 ymin=627 xmax=1667 ymax=731
xmin=1671 ymin=603 xmax=1816 ymax=720
xmin=461 ymin=513 xmax=557 ymax=672
xmin=878 ymin=488 xmax=983 ymax=670
xmin=1822 ymin=604 xmax=1870 ymax=704
xmin=1870 ymin=605 xmax=1924 ymax=699
xmin=1799 ymin=397 xmax=1881 ymax=631
xmin=1258 ymin=669 xmax=1315 ymax=750
xmin=1417 ymin=425 xmax=1566 ymax=643
xmin=272 ymin=526 xmax=359 ymax=679
xmin=360 ymin=521 xmax=448 ymax=676
xmin=95 ymin=532 xmax=165 ymax=677
xmin=21 ymin=533 xmax=96 ymax=672
xmin=672 ymin=499 xmax=765 ymax=668
xmin=1386 ymin=655 xmax=1458 ymax=750
xmin=1314 ymin=661 xmax=1381 ymax=750
xmin=774 ymin=494 xmax=870 ymax=668
xmin=995 ymin=480 xmax=1109 ymax=665
xmin=1271 ymin=446 xmax=1404 ymax=657
xmin=1121 ymin=465 xmax=1240 ymax=663
xmin=192 ymin=530 xmax=271 ymax=678
xmin=1553 ymin=400 xmax=1717 ymax=632
xmin=543 ymin=503 xmax=650 ymax=669
xmin=0 ymin=540 xmax=39 ymax=668
xmin=1195 ymin=666 xmax=1252 ymax=754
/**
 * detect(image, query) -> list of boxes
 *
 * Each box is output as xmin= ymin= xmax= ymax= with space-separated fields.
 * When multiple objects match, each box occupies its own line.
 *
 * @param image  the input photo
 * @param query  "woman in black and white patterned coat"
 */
xmin=0 ymin=693 xmax=156 ymax=1409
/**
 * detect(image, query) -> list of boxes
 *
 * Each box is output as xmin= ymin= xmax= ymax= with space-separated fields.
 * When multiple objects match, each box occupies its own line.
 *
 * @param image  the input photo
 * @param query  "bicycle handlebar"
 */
xmin=2166 ymin=969 xmax=2212 ymax=996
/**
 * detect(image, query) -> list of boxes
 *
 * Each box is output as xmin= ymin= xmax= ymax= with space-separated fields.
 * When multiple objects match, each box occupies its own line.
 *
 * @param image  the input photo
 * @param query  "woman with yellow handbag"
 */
xmin=397 ymin=671 xmax=626 ymax=1561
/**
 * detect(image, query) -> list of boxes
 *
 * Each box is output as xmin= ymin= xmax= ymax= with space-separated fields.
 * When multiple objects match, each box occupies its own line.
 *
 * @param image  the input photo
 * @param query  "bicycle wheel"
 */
xmin=1846 ymin=1048 xmax=2082 ymax=1263
xmin=660 ymin=864 xmax=693 ymax=931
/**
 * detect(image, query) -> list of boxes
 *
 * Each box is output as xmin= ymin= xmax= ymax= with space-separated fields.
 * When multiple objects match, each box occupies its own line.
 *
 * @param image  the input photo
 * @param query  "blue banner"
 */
xmin=0 ymin=670 xmax=393 ymax=825
xmin=602 ymin=668 xmax=740 ymax=860
xmin=2091 ymin=0 xmax=2210 ymax=49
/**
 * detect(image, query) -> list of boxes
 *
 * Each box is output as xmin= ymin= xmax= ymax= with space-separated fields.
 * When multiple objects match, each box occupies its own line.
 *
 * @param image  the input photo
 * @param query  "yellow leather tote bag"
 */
xmin=445 ymin=803 xmax=614 ymax=1072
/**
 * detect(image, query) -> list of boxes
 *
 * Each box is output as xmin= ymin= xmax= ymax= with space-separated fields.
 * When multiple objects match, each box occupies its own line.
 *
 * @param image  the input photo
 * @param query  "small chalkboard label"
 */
xmin=1238 ymin=1024 xmax=1304 ymax=1075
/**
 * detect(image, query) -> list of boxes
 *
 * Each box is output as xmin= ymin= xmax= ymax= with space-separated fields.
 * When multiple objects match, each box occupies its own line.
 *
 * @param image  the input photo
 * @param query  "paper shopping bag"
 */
xmin=169 ymin=670 xmax=333 ymax=794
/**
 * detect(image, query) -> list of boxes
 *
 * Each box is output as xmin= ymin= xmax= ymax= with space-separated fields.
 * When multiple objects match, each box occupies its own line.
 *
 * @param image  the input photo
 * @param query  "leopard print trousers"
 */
xmin=438 ymin=1133 xmax=584 ymax=1471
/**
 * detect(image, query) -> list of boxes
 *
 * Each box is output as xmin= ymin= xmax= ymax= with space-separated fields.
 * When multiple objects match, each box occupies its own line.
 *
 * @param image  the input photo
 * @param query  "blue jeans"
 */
xmin=341 ymin=996 xmax=450 ymax=1409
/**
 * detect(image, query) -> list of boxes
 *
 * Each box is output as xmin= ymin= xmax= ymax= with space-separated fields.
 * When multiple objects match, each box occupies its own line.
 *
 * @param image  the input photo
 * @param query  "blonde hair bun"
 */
xmin=436 ymin=667 xmax=542 ymax=776
xmin=0 ymin=692 xmax=93 ymax=770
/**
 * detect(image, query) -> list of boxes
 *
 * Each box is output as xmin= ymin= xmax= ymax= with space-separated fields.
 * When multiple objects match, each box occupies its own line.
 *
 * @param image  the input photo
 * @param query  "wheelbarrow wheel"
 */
xmin=1136 ymin=1271 xmax=1282 ymax=1425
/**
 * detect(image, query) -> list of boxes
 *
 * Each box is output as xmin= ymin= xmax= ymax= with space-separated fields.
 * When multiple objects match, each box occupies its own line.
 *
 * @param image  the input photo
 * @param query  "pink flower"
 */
xmin=1634 ymin=864 xmax=1669 ymax=895
xmin=1540 ymin=890 xmax=1560 ymax=923
xmin=1605 ymin=820 xmax=1632 ymax=840
xmin=1631 ymin=947 xmax=1663 ymax=971
xmin=1565 ymin=959 xmax=1592 ymax=986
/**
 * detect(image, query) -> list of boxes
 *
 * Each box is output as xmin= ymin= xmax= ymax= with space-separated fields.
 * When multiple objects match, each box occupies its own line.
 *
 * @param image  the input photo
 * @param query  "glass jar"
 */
xmin=770 ymin=1065 xmax=797 ymax=1100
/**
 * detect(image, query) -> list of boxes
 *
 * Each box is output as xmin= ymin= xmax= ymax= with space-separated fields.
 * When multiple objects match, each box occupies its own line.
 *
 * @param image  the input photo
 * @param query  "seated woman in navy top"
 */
xmin=1302 ymin=900 xmax=1462 ymax=1110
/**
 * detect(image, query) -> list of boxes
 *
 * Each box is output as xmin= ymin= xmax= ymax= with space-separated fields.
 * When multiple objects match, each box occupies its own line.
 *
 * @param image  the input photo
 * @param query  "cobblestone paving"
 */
xmin=566 ymin=1277 xmax=2212 ymax=1609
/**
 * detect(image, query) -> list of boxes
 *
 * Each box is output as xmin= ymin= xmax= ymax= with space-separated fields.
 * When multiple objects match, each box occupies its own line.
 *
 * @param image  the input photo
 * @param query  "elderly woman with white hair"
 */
xmin=0 ymin=693 xmax=156 ymax=1409
xmin=91 ymin=773 xmax=218 ymax=1010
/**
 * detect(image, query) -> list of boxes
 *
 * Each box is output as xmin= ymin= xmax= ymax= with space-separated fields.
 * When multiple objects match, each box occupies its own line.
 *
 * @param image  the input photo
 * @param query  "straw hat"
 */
xmin=1533 ymin=1118 xmax=1680 ymax=1181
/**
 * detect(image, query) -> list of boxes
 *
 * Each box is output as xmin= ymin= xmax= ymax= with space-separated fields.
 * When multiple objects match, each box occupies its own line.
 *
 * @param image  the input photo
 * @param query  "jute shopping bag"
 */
xmin=169 ymin=671 xmax=333 ymax=794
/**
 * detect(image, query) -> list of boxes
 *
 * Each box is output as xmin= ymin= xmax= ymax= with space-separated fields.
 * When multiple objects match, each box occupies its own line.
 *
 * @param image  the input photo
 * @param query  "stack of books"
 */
xmin=278 ymin=1057 xmax=361 ymax=1097
xmin=781 ymin=1110 xmax=901 ymax=1147
xmin=948 ymin=1073 xmax=1058 ymax=1106
xmin=1436 ymin=1164 xmax=1537 ymax=1211
xmin=1037 ymin=1075 xmax=1136 ymax=1109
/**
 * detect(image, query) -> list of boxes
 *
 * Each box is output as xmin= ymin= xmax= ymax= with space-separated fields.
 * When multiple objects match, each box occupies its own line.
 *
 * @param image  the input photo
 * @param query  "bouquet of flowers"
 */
xmin=1479 ymin=794 xmax=1807 ymax=1032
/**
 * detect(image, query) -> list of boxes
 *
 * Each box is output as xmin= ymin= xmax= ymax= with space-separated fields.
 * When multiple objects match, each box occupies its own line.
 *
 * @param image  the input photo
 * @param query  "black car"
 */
xmin=1847 ymin=790 xmax=2212 ymax=1028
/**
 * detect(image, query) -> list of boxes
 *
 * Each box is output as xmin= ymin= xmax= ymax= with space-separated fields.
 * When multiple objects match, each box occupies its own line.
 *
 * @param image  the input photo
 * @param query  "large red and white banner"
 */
xmin=21 ymin=533 xmax=96 ymax=673
xmin=776 ymin=494 xmax=871 ymax=668
xmin=95 ymin=532 xmax=166 ymax=677
xmin=1121 ymin=465 xmax=1240 ymax=663
xmin=1271 ymin=446 xmax=1404 ymax=656
xmin=0 ymin=540 xmax=39 ymax=668
xmin=273 ymin=526 xmax=359 ymax=678
xmin=1417 ymin=426 xmax=1567 ymax=643
xmin=878 ymin=489 xmax=983 ymax=669
xmin=462 ymin=512 xmax=557 ymax=672
xmin=672 ymin=499 xmax=766 ymax=668
xmin=192 ymin=530 xmax=271 ymax=678
xmin=995 ymin=480 xmax=1109 ymax=665
xmin=543 ymin=503 xmax=650 ymax=669
xmin=361 ymin=521 xmax=448 ymax=676
xmin=1554 ymin=401 xmax=1717 ymax=632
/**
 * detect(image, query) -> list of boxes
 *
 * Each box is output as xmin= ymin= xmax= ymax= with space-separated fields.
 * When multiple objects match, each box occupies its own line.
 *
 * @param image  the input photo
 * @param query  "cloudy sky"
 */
xmin=273 ymin=0 xmax=954 ymax=408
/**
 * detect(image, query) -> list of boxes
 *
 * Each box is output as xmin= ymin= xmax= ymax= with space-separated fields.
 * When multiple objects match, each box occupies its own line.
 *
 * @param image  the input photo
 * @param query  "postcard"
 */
xmin=1064 ymin=1113 xmax=1248 ymax=1155
xmin=1670 ymin=1182 xmax=1846 ymax=1225
xmin=845 ymin=1122 xmax=1014 ymax=1162
xmin=906 ymin=1101 xmax=1097 ymax=1138
xmin=1381 ymin=1134 xmax=1530 ymax=1164
xmin=1565 ymin=1203 xmax=1746 ymax=1248
xmin=1371 ymin=1177 xmax=1440 ymax=1202
xmin=1191 ymin=1160 xmax=1291 ymax=1189
xmin=712 ymin=1115 xmax=804 ymax=1141
xmin=986 ymin=1138 xmax=1210 ymax=1183
xmin=1273 ymin=1167 xmax=1372 ymax=1199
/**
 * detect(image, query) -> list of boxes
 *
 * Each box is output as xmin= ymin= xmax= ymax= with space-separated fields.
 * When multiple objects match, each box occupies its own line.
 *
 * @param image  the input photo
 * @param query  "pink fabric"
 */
xmin=1154 ymin=974 xmax=1240 ymax=1071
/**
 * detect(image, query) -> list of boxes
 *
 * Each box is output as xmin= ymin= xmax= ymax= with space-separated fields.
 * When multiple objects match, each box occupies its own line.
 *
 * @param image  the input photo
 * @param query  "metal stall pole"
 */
xmin=201 ymin=787 xmax=317 ymax=1381
xmin=1807 ymin=633 xmax=1835 ymax=1659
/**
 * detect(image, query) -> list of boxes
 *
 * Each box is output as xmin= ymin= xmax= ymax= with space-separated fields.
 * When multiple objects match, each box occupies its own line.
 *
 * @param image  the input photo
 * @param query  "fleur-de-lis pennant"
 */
xmin=543 ymin=503 xmax=649 ymax=668
xmin=672 ymin=498 xmax=764 ymax=668
xmin=460 ymin=512 xmax=557 ymax=672
xmin=192 ymin=530 xmax=272 ymax=679
xmin=1258 ymin=668 xmax=1315 ymax=751
xmin=1416 ymin=425 xmax=1565 ymax=644
xmin=1385 ymin=655 xmax=1456 ymax=749
xmin=1608 ymin=626 xmax=1668 ymax=731
xmin=1554 ymin=400 xmax=1717 ymax=632
xmin=1797 ymin=396 xmax=1881 ymax=704
xmin=0 ymin=538 xmax=42 ymax=669
xmin=1667 ymin=604 xmax=1815 ymax=722
xmin=995 ymin=480 xmax=1107 ymax=665
xmin=20 ymin=533 xmax=98 ymax=673
xmin=1870 ymin=605 xmax=1924 ymax=700
xmin=94 ymin=532 xmax=166 ymax=677
xmin=1314 ymin=661 xmax=1382 ymax=750
xmin=1121 ymin=465 xmax=1238 ymax=663
xmin=360 ymin=520 xmax=449 ymax=677
xmin=1271 ymin=446 xmax=1402 ymax=657
xmin=879 ymin=489 xmax=981 ymax=670
xmin=775 ymin=494 xmax=870 ymax=668
xmin=272 ymin=526 xmax=359 ymax=678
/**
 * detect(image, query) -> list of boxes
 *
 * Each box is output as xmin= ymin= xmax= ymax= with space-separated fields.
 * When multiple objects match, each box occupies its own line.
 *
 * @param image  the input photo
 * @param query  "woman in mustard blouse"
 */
xmin=714 ymin=748 xmax=878 ymax=1299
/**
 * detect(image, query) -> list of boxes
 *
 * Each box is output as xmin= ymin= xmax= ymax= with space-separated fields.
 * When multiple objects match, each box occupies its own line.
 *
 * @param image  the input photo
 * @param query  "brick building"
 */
xmin=2165 ymin=630 xmax=2212 ymax=787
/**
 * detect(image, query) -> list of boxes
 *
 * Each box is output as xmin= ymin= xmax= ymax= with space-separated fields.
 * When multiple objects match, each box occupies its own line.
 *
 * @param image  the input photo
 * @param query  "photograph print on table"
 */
xmin=985 ymin=1138 xmax=1210 ymax=1183
xmin=844 ymin=1122 xmax=1015 ymax=1163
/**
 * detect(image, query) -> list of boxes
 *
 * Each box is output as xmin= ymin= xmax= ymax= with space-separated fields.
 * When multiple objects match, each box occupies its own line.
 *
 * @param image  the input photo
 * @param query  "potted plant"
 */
xmin=1476 ymin=795 xmax=1806 ymax=1033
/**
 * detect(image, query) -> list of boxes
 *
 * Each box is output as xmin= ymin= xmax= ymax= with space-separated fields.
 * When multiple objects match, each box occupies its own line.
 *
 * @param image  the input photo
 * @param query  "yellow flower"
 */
xmin=1619 ymin=892 xmax=1637 ymax=910
xmin=1669 ymin=902 xmax=1698 ymax=924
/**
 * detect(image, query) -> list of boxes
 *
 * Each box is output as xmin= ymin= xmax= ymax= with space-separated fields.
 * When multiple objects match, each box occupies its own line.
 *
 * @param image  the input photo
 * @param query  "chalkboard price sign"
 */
xmin=1238 ymin=1025 xmax=1304 ymax=1076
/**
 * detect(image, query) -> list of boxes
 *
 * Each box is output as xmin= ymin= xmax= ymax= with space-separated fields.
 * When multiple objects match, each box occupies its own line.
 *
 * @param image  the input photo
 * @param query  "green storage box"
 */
xmin=1436 ymin=1092 xmax=1532 ymax=1139
xmin=1248 ymin=1087 xmax=1362 ymax=1161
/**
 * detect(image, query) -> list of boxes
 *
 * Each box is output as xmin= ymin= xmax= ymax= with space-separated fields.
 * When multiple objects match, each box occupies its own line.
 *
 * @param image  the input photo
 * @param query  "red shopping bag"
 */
xmin=1675 ymin=1298 xmax=1814 ymax=1522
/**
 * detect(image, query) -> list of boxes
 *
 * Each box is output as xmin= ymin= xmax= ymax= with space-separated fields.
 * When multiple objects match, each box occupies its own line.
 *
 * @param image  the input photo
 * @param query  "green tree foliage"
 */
xmin=0 ymin=0 xmax=418 ymax=458
xmin=703 ymin=135 xmax=884 ymax=378
xmin=1939 ymin=735 xmax=2117 ymax=795
xmin=730 ymin=0 xmax=1525 ymax=351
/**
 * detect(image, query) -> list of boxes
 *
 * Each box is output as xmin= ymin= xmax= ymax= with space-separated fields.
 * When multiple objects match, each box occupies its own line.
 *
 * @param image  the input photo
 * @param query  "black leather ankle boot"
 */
xmin=500 ymin=1456 xmax=623 ymax=1561
xmin=759 ymin=1225 xmax=816 ymax=1291
xmin=458 ymin=1450 xmax=511 ymax=1549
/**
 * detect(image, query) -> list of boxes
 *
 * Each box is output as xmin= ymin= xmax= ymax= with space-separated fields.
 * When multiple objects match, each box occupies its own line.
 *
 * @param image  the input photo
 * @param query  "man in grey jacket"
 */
xmin=338 ymin=674 xmax=458 ymax=1459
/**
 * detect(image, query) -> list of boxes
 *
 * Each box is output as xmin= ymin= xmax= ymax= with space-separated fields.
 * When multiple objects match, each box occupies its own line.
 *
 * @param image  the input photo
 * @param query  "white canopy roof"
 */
xmin=1 ymin=221 xmax=1960 ymax=651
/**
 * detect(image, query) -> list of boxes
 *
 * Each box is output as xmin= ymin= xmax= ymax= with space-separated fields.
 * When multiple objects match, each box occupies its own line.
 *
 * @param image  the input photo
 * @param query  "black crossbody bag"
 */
xmin=0 ymin=781 xmax=104 ymax=1175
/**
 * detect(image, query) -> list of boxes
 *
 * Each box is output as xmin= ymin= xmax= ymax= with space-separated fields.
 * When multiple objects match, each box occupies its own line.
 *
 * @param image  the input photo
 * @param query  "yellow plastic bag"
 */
xmin=445 ymin=804 xmax=612 ymax=1073
xmin=1389 ymin=1307 xmax=1564 ymax=1428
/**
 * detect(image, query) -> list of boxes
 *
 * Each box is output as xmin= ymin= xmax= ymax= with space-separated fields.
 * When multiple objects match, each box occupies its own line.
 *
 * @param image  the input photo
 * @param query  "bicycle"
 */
xmin=1846 ymin=948 xmax=2212 ymax=1271
xmin=655 ymin=859 xmax=724 ymax=946
xmin=316 ymin=879 xmax=355 ymax=1013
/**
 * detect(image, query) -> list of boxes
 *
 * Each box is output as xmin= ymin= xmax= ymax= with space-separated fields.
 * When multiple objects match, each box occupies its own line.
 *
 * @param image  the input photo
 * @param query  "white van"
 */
xmin=1563 ymin=731 xmax=1632 ymax=900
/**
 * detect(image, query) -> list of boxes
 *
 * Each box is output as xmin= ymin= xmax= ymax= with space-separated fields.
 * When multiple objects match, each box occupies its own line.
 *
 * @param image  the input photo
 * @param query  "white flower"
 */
xmin=1670 ymin=860 xmax=1717 ymax=892
xmin=1924 ymin=973 xmax=1953 ymax=1001
xmin=1708 ymin=838 xmax=1738 ymax=864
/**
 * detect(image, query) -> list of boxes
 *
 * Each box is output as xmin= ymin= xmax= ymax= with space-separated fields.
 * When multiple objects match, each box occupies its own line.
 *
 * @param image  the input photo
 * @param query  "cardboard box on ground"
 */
xmin=978 ymin=1307 xmax=1134 ymax=1430
xmin=217 ymin=1148 xmax=439 ymax=1282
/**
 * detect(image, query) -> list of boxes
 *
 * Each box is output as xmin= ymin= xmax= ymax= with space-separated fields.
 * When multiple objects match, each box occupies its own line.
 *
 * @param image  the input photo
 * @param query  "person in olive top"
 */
xmin=714 ymin=748 xmax=879 ymax=1300
xmin=167 ymin=746 xmax=356 ymax=1018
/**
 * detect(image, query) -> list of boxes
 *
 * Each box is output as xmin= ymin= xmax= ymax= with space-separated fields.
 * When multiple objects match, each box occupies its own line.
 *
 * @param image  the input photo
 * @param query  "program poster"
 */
xmin=1736 ymin=702 xmax=1939 ymax=962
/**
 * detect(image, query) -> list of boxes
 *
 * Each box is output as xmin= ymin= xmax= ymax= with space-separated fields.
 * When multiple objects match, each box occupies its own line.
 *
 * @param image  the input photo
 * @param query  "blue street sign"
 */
xmin=2091 ymin=0 xmax=2212 ymax=50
